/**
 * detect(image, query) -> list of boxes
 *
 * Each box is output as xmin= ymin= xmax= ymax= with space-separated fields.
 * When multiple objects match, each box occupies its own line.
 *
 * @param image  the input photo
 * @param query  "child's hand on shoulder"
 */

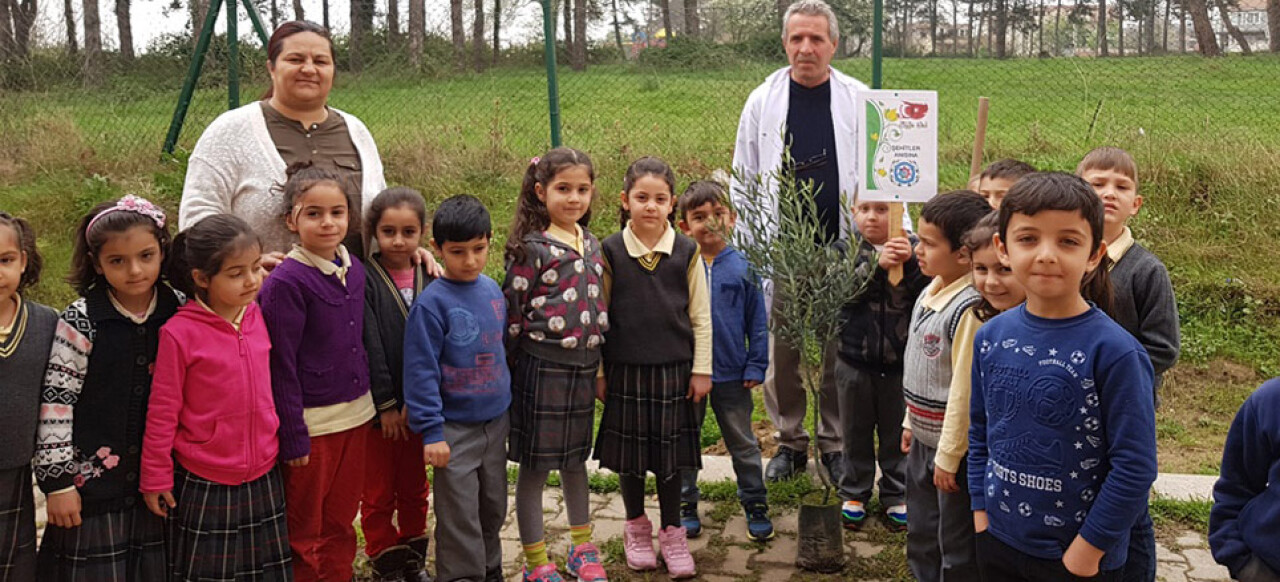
xmin=688 ymin=374 xmax=712 ymax=403
xmin=380 ymin=407 xmax=410 ymax=441
xmin=143 ymin=491 xmax=176 ymax=518
xmin=46 ymin=489 xmax=83 ymax=528
xmin=877 ymin=237 xmax=913 ymax=270
xmin=933 ymin=465 xmax=959 ymax=493
xmin=744 ymin=380 xmax=761 ymax=389
xmin=285 ymin=455 xmax=310 ymax=467
xmin=424 ymin=441 xmax=451 ymax=468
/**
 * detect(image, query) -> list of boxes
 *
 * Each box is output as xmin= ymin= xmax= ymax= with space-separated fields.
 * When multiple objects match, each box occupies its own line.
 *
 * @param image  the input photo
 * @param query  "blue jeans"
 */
xmin=1121 ymin=506 xmax=1156 ymax=582
xmin=681 ymin=381 xmax=768 ymax=506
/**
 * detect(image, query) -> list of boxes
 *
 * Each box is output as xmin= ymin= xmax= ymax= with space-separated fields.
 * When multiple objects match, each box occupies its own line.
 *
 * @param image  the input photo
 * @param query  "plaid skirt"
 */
xmin=0 ymin=467 xmax=35 ymax=581
xmin=593 ymin=362 xmax=702 ymax=478
xmin=507 ymin=351 xmax=599 ymax=471
xmin=36 ymin=497 xmax=167 ymax=582
xmin=167 ymin=464 xmax=292 ymax=582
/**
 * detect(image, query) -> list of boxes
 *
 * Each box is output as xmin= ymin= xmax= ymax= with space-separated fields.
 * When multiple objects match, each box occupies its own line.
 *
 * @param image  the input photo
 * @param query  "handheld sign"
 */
xmin=856 ymin=90 xmax=938 ymax=284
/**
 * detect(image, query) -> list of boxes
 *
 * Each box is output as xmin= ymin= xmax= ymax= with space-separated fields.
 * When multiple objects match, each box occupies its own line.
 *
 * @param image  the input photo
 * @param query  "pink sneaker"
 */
xmin=623 ymin=515 xmax=658 ymax=571
xmin=658 ymin=525 xmax=696 ymax=579
xmin=566 ymin=542 xmax=608 ymax=582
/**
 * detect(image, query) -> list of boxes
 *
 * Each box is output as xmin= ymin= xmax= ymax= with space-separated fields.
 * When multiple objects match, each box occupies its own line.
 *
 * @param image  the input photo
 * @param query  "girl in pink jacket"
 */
xmin=141 ymin=214 xmax=291 ymax=581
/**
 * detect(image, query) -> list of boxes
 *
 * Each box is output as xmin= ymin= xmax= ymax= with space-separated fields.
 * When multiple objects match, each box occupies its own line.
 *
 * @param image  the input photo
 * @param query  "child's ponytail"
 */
xmin=506 ymin=148 xmax=595 ymax=265
xmin=1082 ymin=257 xmax=1114 ymax=317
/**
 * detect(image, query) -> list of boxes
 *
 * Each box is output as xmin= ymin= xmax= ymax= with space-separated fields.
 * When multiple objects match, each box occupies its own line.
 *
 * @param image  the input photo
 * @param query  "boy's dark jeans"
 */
xmin=976 ymin=530 xmax=1123 ymax=582
xmin=681 ymin=381 xmax=768 ymax=507
xmin=1121 ymin=507 xmax=1156 ymax=582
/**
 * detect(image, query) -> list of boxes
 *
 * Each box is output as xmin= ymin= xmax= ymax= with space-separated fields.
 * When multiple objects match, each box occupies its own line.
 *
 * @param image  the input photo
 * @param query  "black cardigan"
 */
xmin=363 ymin=256 xmax=432 ymax=416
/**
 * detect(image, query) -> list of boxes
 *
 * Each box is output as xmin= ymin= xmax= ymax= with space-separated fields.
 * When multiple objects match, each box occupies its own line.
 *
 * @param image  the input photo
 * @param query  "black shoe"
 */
xmin=403 ymin=536 xmax=435 ymax=582
xmin=681 ymin=501 xmax=702 ymax=538
xmin=821 ymin=452 xmax=845 ymax=487
xmin=765 ymin=446 xmax=808 ymax=482
xmin=370 ymin=545 xmax=411 ymax=582
xmin=744 ymin=501 xmax=776 ymax=542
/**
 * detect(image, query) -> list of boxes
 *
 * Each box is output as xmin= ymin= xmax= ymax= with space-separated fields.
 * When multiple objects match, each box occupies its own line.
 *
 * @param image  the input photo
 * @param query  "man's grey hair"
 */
xmin=781 ymin=0 xmax=839 ymax=41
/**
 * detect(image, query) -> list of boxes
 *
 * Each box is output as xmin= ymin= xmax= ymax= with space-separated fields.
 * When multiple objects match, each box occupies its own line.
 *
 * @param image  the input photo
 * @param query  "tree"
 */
xmin=684 ymin=0 xmax=699 ymax=35
xmin=1098 ymin=0 xmax=1108 ymax=54
xmin=612 ymin=0 xmax=625 ymax=53
xmin=1214 ymin=0 xmax=1251 ymax=53
xmin=2 ymin=0 xmax=38 ymax=59
xmin=1269 ymin=0 xmax=1279 ymax=51
xmin=409 ymin=0 xmax=425 ymax=66
xmin=270 ymin=0 xmax=278 ymax=31
xmin=492 ymin=0 xmax=500 ymax=65
xmin=83 ymin=0 xmax=102 ymax=86
xmin=570 ymin=0 xmax=585 ymax=69
xmin=995 ymin=0 xmax=1008 ymax=56
xmin=190 ymin=0 xmax=210 ymax=48
xmin=350 ymin=0 xmax=374 ymax=70
xmin=473 ymin=0 xmax=486 ymax=71
xmin=0 ymin=0 xmax=12 ymax=61
xmin=1116 ymin=0 xmax=1123 ymax=55
xmin=388 ymin=0 xmax=400 ymax=44
xmin=562 ymin=0 xmax=573 ymax=59
xmin=660 ymin=0 xmax=674 ymax=38
xmin=116 ymin=0 xmax=133 ymax=59
xmin=291 ymin=0 xmax=302 ymax=19
xmin=1186 ymin=0 xmax=1218 ymax=54
xmin=65 ymin=0 xmax=78 ymax=55
xmin=450 ymin=0 xmax=465 ymax=70
xmin=321 ymin=0 xmax=329 ymax=28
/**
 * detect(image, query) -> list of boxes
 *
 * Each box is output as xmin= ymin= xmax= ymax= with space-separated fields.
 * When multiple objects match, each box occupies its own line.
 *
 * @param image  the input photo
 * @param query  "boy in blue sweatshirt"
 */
xmin=404 ymin=194 xmax=512 ymax=582
xmin=676 ymin=181 xmax=774 ymax=542
xmin=969 ymin=173 xmax=1158 ymax=582
xmin=1210 ymin=377 xmax=1280 ymax=582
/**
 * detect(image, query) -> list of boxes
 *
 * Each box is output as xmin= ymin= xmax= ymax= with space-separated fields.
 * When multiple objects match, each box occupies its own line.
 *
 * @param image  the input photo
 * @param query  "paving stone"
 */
xmin=1184 ymin=549 xmax=1230 ymax=581
xmin=1175 ymin=531 xmax=1204 ymax=548
xmin=595 ymin=495 xmax=628 ymax=520
xmin=592 ymin=517 xmax=625 ymax=544
xmin=753 ymin=534 xmax=797 ymax=565
xmin=772 ymin=512 xmax=798 ymax=535
xmin=1157 ymin=542 xmax=1187 ymax=563
xmin=700 ymin=575 xmax=739 ymax=582
xmin=850 ymin=540 xmax=886 ymax=557
xmin=687 ymin=531 xmax=710 ymax=554
xmin=719 ymin=546 xmax=754 ymax=576
xmin=1158 ymin=562 xmax=1190 ymax=582
xmin=720 ymin=515 xmax=748 ymax=543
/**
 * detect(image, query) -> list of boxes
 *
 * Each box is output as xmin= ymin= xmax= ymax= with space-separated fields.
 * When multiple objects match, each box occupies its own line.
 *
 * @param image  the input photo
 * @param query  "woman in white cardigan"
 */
xmin=180 ymin=21 xmax=434 ymax=272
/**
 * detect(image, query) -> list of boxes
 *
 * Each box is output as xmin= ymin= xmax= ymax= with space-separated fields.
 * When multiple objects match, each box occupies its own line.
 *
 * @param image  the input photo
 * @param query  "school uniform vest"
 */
xmin=0 ymin=300 xmax=58 ymax=470
xmin=600 ymin=232 xmax=698 ymax=366
xmin=902 ymin=285 xmax=981 ymax=449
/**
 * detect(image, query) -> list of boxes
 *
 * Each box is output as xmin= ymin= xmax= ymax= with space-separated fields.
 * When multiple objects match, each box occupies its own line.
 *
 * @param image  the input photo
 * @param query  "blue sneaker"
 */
xmin=885 ymin=504 xmax=908 ymax=532
xmin=842 ymin=500 xmax=867 ymax=530
xmin=680 ymin=502 xmax=702 ymax=538
xmin=744 ymin=501 xmax=775 ymax=542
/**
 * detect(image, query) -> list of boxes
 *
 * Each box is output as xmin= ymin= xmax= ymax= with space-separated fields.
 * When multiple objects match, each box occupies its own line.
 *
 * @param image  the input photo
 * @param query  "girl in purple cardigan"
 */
xmin=258 ymin=164 xmax=375 ymax=582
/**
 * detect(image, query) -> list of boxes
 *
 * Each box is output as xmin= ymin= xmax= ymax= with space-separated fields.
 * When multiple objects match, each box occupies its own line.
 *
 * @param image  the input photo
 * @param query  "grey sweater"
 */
xmin=0 ymin=299 xmax=59 ymax=469
xmin=1110 ymin=242 xmax=1180 ymax=385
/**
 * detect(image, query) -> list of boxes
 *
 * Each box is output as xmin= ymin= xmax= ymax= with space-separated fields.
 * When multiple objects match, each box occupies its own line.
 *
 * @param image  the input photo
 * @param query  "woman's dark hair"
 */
xmin=262 ymin=20 xmax=334 ymax=99
xmin=620 ymin=156 xmax=677 ymax=229
xmin=169 ymin=215 xmax=261 ymax=300
xmin=506 ymin=147 xmax=594 ymax=265
xmin=366 ymin=187 xmax=428 ymax=238
xmin=997 ymin=172 xmax=1113 ymax=315
xmin=963 ymin=212 xmax=1002 ymax=322
xmin=69 ymin=197 xmax=173 ymax=296
xmin=0 ymin=212 xmax=42 ymax=293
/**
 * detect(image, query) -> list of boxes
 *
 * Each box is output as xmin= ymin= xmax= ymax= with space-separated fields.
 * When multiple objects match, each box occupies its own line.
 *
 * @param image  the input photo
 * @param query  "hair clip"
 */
xmin=530 ymin=156 xmax=541 ymax=166
xmin=86 ymin=194 xmax=167 ymax=233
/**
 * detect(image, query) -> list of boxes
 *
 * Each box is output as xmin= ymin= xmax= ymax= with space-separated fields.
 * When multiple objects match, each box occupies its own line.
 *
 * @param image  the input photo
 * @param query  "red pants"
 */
xmin=283 ymin=425 xmax=368 ymax=582
xmin=360 ymin=424 xmax=431 ymax=557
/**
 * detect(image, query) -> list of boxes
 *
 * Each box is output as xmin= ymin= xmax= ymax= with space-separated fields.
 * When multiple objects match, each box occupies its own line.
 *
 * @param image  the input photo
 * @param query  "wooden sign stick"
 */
xmin=969 ymin=97 xmax=990 ymax=182
xmin=888 ymin=202 xmax=904 ymax=285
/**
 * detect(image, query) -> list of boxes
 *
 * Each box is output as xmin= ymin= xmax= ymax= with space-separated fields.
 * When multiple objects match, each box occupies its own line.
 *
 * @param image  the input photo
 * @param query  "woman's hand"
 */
xmin=47 ymin=490 xmax=83 ymax=528
xmin=688 ymin=374 xmax=712 ymax=403
xmin=413 ymin=247 xmax=444 ymax=278
xmin=380 ymin=407 xmax=410 ymax=441
xmin=143 ymin=491 xmax=177 ymax=518
xmin=285 ymin=455 xmax=310 ymax=467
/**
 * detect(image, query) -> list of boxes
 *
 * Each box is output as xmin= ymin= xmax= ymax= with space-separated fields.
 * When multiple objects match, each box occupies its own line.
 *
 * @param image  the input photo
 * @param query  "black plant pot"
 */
xmin=795 ymin=503 xmax=846 ymax=572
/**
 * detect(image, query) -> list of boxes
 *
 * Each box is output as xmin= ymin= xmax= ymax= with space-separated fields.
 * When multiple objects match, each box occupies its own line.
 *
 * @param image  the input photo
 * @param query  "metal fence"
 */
xmin=2 ymin=0 xmax=1278 ymax=184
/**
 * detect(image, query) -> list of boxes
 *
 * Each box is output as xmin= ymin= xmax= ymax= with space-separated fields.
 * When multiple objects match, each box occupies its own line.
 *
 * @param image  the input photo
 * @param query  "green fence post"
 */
xmin=228 ymin=0 xmax=239 ymax=110
xmin=241 ymin=0 xmax=271 ymax=45
xmin=540 ymin=0 xmax=562 ymax=147
xmin=163 ymin=0 xmax=225 ymax=154
xmin=871 ymin=0 xmax=883 ymax=90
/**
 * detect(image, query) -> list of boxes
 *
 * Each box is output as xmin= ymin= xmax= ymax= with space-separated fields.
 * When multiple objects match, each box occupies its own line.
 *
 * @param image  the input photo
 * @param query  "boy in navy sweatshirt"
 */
xmin=404 ymin=195 xmax=512 ymax=582
xmin=969 ymin=173 xmax=1157 ymax=582
xmin=676 ymin=181 xmax=774 ymax=542
xmin=1210 ymin=377 xmax=1280 ymax=582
